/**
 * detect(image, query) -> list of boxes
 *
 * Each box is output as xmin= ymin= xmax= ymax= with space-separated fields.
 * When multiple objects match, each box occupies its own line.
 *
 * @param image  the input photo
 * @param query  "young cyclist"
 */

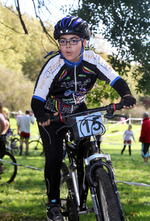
xmin=31 ymin=16 xmax=136 ymax=221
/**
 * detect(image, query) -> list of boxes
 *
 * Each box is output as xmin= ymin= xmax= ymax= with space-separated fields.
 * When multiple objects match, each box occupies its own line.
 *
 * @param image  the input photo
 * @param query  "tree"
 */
xmin=1 ymin=1 xmax=149 ymax=95
xmin=1 ymin=1 xmax=149 ymax=109
xmin=0 ymin=65 xmax=34 ymax=111
xmin=72 ymin=0 xmax=150 ymax=95
xmin=0 ymin=3 xmax=57 ymax=111
xmin=0 ymin=3 xmax=57 ymax=82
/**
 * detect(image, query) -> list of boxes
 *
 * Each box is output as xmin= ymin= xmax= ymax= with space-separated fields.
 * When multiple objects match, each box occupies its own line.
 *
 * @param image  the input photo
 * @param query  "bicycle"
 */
xmin=6 ymin=129 xmax=21 ymax=156
xmin=50 ymin=102 xmax=125 ymax=221
xmin=29 ymin=134 xmax=44 ymax=155
xmin=0 ymin=149 xmax=17 ymax=185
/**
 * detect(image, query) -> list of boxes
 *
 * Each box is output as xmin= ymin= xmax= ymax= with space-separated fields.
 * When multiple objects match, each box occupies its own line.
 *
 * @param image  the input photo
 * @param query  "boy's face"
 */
xmin=59 ymin=34 xmax=86 ymax=62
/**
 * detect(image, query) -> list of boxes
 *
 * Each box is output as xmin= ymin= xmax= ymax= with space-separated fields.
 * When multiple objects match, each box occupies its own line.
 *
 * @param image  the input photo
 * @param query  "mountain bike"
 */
xmin=50 ymin=102 xmax=125 ymax=221
xmin=0 ymin=149 xmax=17 ymax=184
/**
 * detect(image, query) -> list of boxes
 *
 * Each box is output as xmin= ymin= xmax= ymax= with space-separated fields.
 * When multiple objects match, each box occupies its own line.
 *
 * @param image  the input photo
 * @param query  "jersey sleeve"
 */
xmin=32 ymin=54 xmax=64 ymax=102
xmin=84 ymin=50 xmax=131 ymax=97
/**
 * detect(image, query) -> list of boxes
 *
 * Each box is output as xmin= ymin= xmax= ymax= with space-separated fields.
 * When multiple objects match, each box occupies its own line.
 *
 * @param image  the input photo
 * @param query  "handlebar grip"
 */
xmin=114 ymin=102 xmax=123 ymax=110
xmin=108 ymin=102 xmax=123 ymax=112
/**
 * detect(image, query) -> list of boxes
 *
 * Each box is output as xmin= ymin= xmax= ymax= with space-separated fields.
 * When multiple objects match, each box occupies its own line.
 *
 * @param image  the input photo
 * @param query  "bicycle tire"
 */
xmin=94 ymin=167 xmax=123 ymax=221
xmin=0 ymin=150 xmax=17 ymax=184
xmin=29 ymin=140 xmax=44 ymax=155
xmin=11 ymin=138 xmax=21 ymax=155
xmin=60 ymin=162 xmax=79 ymax=221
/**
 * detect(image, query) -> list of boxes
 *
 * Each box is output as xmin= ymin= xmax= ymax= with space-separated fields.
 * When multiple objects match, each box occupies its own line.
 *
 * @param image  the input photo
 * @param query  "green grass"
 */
xmin=0 ymin=118 xmax=149 ymax=220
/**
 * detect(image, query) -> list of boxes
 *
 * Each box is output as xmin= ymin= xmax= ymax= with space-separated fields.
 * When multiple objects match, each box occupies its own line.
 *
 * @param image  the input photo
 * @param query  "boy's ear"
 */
xmin=83 ymin=39 xmax=87 ymax=48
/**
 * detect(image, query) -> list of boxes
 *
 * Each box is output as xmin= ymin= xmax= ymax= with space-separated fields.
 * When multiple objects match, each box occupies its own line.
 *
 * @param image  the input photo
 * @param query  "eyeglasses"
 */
xmin=58 ymin=39 xmax=81 ymax=46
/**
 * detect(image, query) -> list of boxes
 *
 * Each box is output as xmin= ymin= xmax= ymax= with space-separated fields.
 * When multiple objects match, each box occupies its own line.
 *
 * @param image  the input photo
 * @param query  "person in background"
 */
xmin=17 ymin=110 xmax=34 ymax=155
xmin=139 ymin=112 xmax=150 ymax=164
xmin=3 ymin=107 xmax=11 ymax=137
xmin=16 ymin=110 xmax=23 ymax=134
xmin=121 ymin=124 xmax=135 ymax=156
xmin=31 ymin=16 xmax=136 ymax=221
xmin=0 ymin=103 xmax=10 ymax=173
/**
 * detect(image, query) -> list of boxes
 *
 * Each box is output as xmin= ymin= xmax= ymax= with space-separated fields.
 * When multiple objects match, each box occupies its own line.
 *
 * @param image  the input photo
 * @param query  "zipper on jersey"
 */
xmin=74 ymin=62 xmax=77 ymax=91
xmin=73 ymin=62 xmax=77 ymax=105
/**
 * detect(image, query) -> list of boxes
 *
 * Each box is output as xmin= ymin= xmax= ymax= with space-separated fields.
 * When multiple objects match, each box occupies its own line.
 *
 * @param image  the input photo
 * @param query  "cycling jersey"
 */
xmin=32 ymin=49 xmax=131 ymax=115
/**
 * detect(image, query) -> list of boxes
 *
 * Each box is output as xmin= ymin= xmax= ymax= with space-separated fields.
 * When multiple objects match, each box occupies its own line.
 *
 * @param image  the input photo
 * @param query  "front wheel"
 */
xmin=0 ymin=150 xmax=17 ymax=184
xmin=94 ymin=167 xmax=124 ymax=221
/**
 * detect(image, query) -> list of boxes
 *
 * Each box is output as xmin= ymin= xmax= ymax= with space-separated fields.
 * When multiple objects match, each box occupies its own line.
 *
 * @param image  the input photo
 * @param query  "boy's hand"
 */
xmin=39 ymin=119 xmax=50 ymax=127
xmin=38 ymin=112 xmax=58 ymax=126
xmin=121 ymin=94 xmax=136 ymax=109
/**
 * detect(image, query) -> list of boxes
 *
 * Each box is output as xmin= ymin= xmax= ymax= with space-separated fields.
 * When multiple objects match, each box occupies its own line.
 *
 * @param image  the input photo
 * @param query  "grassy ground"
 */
xmin=0 ymin=118 xmax=149 ymax=220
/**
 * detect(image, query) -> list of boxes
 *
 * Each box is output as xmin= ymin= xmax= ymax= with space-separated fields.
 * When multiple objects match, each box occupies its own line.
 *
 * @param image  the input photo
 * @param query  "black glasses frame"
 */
xmin=58 ymin=39 xmax=81 ymax=46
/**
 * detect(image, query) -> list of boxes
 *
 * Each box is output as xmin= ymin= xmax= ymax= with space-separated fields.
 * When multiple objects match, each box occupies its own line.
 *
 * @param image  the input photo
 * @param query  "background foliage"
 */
xmin=0 ymin=1 xmax=150 ymax=112
xmin=0 ymin=3 xmax=57 ymax=111
xmin=72 ymin=0 xmax=150 ymax=94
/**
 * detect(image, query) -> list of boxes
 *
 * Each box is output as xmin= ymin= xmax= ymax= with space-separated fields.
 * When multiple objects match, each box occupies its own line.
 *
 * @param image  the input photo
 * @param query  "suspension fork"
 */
xmin=90 ymin=186 xmax=102 ymax=221
xmin=85 ymin=164 xmax=102 ymax=221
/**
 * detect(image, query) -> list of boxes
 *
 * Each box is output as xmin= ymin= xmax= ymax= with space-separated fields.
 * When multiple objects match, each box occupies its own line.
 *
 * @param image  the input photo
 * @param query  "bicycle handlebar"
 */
xmin=49 ymin=101 xmax=124 ymax=124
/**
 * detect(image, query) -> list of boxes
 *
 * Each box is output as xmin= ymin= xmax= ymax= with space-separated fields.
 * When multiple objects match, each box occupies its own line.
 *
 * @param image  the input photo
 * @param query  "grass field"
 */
xmin=0 ymin=118 xmax=149 ymax=221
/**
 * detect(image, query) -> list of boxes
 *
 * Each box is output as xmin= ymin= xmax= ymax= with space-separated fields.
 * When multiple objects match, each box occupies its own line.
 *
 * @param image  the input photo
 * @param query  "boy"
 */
xmin=31 ymin=16 xmax=136 ymax=221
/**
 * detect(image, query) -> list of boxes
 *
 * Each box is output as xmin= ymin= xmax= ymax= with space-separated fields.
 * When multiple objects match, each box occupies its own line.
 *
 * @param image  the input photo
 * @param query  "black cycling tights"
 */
xmin=39 ymin=103 xmax=87 ymax=204
xmin=39 ymin=122 xmax=65 ymax=203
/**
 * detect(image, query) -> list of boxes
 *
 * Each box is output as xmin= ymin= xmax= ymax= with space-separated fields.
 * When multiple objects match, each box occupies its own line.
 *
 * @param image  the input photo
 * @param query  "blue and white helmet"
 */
xmin=54 ymin=16 xmax=90 ymax=40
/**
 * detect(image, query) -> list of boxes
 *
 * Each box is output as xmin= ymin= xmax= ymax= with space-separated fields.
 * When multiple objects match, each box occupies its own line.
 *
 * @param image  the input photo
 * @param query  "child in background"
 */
xmin=121 ymin=125 xmax=135 ymax=156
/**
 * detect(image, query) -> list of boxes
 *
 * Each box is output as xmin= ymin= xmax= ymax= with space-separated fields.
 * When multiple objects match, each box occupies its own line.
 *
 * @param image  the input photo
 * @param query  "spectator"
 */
xmin=16 ymin=110 xmax=23 ymax=134
xmin=0 ymin=103 xmax=10 ymax=139
xmin=0 ymin=103 xmax=10 ymax=173
xmin=17 ymin=110 xmax=34 ymax=155
xmin=3 ymin=107 xmax=11 ymax=137
xmin=139 ymin=112 xmax=150 ymax=164
xmin=121 ymin=125 xmax=135 ymax=156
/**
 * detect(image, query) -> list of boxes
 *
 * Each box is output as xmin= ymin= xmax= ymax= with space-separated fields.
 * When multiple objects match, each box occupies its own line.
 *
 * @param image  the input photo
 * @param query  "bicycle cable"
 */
xmin=40 ymin=125 xmax=52 ymax=145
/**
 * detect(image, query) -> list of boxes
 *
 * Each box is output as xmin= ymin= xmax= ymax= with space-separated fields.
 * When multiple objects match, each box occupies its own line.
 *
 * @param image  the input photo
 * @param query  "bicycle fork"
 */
xmin=90 ymin=186 xmax=102 ymax=221
xmin=84 ymin=153 xmax=113 ymax=221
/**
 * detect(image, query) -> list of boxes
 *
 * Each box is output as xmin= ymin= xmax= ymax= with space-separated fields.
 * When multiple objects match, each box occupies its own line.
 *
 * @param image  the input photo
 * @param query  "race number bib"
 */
xmin=75 ymin=112 xmax=103 ymax=138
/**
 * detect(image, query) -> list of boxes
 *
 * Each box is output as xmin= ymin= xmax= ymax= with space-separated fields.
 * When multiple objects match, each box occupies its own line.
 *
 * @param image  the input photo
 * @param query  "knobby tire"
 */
xmin=94 ymin=167 xmax=123 ymax=221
